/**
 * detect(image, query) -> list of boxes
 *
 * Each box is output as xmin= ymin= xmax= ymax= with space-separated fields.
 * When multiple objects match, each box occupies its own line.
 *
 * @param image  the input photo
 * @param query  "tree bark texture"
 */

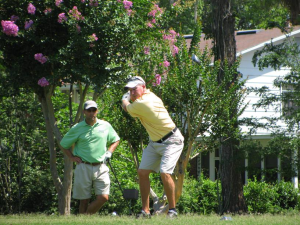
xmin=40 ymin=87 xmax=73 ymax=215
xmin=210 ymin=0 xmax=247 ymax=214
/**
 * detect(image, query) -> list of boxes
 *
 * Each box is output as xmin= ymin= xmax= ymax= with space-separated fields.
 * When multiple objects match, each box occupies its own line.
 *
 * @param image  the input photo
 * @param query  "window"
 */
xmin=281 ymin=84 xmax=298 ymax=117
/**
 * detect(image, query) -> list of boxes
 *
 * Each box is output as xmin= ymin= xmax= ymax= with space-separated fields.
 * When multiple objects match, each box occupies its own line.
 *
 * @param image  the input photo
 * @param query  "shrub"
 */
xmin=177 ymin=175 xmax=219 ymax=214
xmin=244 ymin=178 xmax=299 ymax=213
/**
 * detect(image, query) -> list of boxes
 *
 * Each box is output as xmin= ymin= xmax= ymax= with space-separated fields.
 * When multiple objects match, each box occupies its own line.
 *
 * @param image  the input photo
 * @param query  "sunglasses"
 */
xmin=86 ymin=108 xmax=97 ymax=112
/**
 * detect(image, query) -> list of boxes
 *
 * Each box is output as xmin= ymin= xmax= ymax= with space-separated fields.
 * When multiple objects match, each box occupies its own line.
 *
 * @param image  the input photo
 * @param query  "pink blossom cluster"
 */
xmin=146 ymin=4 xmax=162 ymax=28
xmin=34 ymin=53 xmax=48 ymax=64
xmin=163 ymin=29 xmax=180 ymax=56
xmin=123 ymin=0 xmax=133 ymax=9
xmin=55 ymin=0 xmax=63 ymax=7
xmin=27 ymin=3 xmax=36 ymax=15
xmin=1 ymin=20 xmax=19 ymax=36
xmin=147 ymin=22 xmax=153 ymax=28
xmin=163 ymin=29 xmax=179 ymax=42
xmin=172 ymin=45 xmax=179 ymax=56
xmin=144 ymin=46 xmax=150 ymax=55
xmin=89 ymin=0 xmax=99 ymax=7
xmin=25 ymin=20 xmax=34 ymax=30
xmin=152 ymin=74 xmax=161 ymax=86
xmin=148 ymin=4 xmax=162 ymax=17
xmin=81 ymin=0 xmax=86 ymax=2
xmin=163 ymin=60 xmax=170 ymax=67
xmin=69 ymin=6 xmax=84 ymax=21
xmin=91 ymin=33 xmax=98 ymax=41
xmin=76 ymin=24 xmax=81 ymax=33
xmin=10 ymin=15 xmax=19 ymax=22
xmin=58 ymin=13 xmax=67 ymax=23
xmin=44 ymin=8 xmax=52 ymax=15
xmin=38 ymin=77 xmax=50 ymax=87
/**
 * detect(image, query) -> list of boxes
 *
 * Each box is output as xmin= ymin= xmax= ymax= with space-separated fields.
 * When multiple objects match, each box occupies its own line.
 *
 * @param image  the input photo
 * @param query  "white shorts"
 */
xmin=139 ymin=129 xmax=184 ymax=174
xmin=72 ymin=163 xmax=110 ymax=199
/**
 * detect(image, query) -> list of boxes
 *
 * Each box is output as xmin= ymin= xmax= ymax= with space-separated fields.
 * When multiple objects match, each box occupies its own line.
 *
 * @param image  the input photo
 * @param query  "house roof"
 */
xmin=185 ymin=26 xmax=300 ymax=56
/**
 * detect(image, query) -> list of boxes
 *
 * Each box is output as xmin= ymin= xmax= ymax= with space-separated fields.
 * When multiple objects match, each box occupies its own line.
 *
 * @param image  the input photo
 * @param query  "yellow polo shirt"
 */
xmin=126 ymin=89 xmax=175 ymax=141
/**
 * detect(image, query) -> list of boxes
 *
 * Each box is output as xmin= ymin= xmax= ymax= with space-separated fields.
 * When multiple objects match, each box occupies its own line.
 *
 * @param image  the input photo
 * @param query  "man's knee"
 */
xmin=138 ymin=169 xmax=151 ymax=177
xmin=97 ymin=194 xmax=109 ymax=203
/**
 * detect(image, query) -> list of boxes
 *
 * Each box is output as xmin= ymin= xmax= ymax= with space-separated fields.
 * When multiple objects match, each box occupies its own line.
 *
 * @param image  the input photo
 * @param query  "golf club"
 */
xmin=107 ymin=159 xmax=138 ymax=215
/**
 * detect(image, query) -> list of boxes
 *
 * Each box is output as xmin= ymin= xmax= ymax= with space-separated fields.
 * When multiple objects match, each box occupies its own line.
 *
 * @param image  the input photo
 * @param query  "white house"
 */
xmin=187 ymin=26 xmax=300 ymax=187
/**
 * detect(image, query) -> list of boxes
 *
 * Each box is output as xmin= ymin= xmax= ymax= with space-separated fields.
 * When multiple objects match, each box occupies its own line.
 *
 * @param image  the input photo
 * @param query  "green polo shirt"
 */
xmin=60 ymin=119 xmax=120 ymax=163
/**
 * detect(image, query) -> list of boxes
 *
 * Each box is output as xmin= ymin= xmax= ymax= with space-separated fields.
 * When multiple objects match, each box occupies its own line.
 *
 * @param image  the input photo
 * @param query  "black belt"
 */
xmin=156 ymin=127 xmax=177 ymax=143
xmin=82 ymin=161 xmax=103 ymax=166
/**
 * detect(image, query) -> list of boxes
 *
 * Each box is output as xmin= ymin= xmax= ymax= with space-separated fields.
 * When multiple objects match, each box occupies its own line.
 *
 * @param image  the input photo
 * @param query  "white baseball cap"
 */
xmin=84 ymin=100 xmax=98 ymax=109
xmin=124 ymin=76 xmax=145 ymax=90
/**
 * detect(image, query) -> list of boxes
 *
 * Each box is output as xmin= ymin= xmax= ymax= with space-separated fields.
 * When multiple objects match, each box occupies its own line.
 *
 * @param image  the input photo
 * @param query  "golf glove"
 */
xmin=122 ymin=92 xmax=130 ymax=101
xmin=104 ymin=151 xmax=112 ymax=164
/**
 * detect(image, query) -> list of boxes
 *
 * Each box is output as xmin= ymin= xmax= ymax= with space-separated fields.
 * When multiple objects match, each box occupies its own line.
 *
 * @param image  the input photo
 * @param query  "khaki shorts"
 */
xmin=72 ymin=163 xmax=110 ymax=199
xmin=139 ymin=129 xmax=184 ymax=174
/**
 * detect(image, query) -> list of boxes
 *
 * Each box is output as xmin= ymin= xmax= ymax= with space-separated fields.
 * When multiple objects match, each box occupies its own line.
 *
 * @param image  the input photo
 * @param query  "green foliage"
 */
xmin=0 ymin=89 xmax=58 ymax=214
xmin=235 ymin=0 xmax=289 ymax=30
xmin=244 ymin=178 xmax=279 ymax=213
xmin=251 ymin=34 xmax=300 ymax=132
xmin=177 ymin=175 xmax=219 ymax=214
xmin=244 ymin=178 xmax=299 ymax=213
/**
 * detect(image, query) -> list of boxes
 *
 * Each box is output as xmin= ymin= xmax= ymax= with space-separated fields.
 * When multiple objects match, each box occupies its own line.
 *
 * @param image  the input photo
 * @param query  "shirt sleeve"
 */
xmin=106 ymin=122 xmax=120 ymax=144
xmin=60 ymin=126 xmax=79 ymax=149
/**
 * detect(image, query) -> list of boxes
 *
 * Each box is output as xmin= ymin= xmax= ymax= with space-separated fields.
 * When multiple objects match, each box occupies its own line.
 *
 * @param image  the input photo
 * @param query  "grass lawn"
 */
xmin=1 ymin=213 xmax=300 ymax=225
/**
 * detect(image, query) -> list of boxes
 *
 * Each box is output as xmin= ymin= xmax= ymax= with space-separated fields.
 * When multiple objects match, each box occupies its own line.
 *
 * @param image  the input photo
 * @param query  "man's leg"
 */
xmin=138 ymin=169 xmax=152 ymax=214
xmin=79 ymin=199 xmax=90 ymax=214
xmin=86 ymin=194 xmax=109 ymax=214
xmin=160 ymin=173 xmax=176 ymax=209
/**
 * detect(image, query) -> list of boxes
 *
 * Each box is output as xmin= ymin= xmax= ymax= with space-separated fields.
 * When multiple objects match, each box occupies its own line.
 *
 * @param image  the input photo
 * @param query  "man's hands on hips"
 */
xmin=104 ymin=151 xmax=112 ymax=164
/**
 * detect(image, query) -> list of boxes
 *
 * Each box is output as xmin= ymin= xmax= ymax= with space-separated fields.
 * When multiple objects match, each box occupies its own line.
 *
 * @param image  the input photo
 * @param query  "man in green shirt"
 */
xmin=60 ymin=100 xmax=120 ymax=214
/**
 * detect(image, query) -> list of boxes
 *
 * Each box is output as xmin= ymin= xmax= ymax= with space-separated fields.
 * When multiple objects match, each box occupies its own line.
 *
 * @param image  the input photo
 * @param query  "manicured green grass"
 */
xmin=1 ymin=213 xmax=300 ymax=225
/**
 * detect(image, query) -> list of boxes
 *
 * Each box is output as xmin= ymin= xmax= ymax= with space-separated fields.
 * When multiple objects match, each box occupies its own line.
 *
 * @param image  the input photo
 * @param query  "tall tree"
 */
xmin=203 ymin=0 xmax=247 ymax=214
xmin=0 ymin=0 xmax=181 ymax=215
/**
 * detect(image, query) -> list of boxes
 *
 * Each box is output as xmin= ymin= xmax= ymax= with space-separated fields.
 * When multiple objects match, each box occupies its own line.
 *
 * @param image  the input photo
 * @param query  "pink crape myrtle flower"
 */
xmin=127 ymin=9 xmax=133 ymax=16
xmin=152 ymin=74 xmax=161 ymax=86
xmin=76 ymin=24 xmax=81 ymax=33
xmin=148 ymin=4 xmax=162 ymax=18
xmin=69 ymin=6 xmax=84 ymax=21
xmin=10 ymin=15 xmax=19 ymax=22
xmin=44 ymin=8 xmax=52 ymax=15
xmin=58 ymin=13 xmax=67 ymax=23
xmin=34 ymin=53 xmax=48 ymax=64
xmin=81 ymin=0 xmax=86 ymax=2
xmin=163 ymin=60 xmax=170 ymax=67
xmin=38 ymin=77 xmax=50 ymax=87
xmin=172 ymin=45 xmax=179 ymax=56
xmin=55 ymin=0 xmax=63 ymax=7
xmin=25 ymin=20 xmax=34 ymax=30
xmin=91 ymin=33 xmax=98 ymax=41
xmin=144 ymin=46 xmax=150 ymax=55
xmin=27 ymin=3 xmax=36 ymax=15
xmin=1 ymin=20 xmax=19 ymax=36
xmin=89 ymin=0 xmax=99 ymax=7
xmin=147 ymin=22 xmax=153 ymax=28
xmin=123 ymin=0 xmax=133 ymax=9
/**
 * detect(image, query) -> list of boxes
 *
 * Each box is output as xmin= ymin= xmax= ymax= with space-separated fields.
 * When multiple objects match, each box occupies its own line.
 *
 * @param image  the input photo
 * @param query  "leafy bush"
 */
xmin=244 ymin=178 xmax=299 ymax=213
xmin=275 ymin=181 xmax=298 ymax=210
xmin=177 ymin=175 xmax=219 ymax=214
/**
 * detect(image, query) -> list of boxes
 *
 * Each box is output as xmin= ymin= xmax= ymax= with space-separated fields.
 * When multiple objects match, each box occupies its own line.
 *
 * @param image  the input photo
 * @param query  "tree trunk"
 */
xmin=210 ymin=0 xmax=247 ymax=214
xmin=40 ymin=87 xmax=73 ymax=215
